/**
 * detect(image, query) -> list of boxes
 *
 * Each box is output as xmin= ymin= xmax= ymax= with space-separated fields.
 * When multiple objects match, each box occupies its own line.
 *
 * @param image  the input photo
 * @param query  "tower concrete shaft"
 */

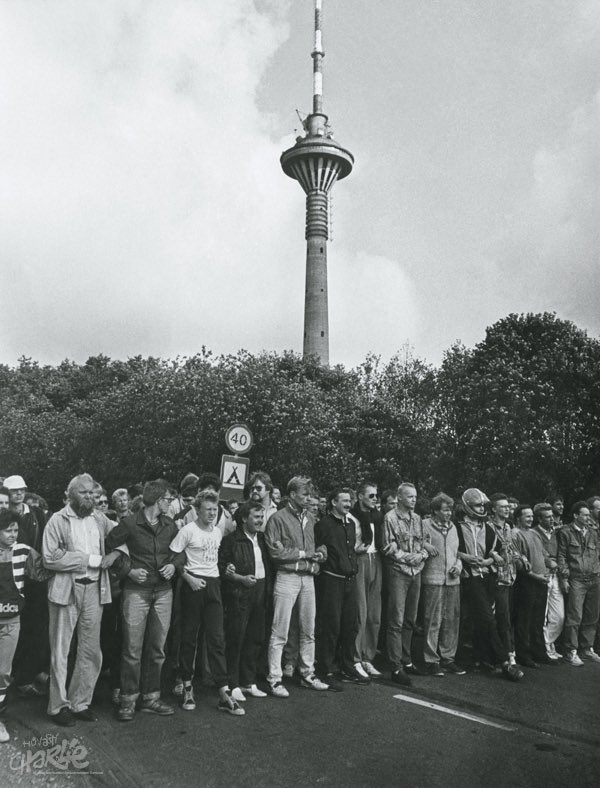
xmin=280 ymin=0 xmax=353 ymax=366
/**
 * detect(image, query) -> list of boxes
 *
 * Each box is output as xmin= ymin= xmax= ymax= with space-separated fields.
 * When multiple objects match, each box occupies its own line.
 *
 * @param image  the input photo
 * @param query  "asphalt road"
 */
xmin=1 ymin=657 xmax=599 ymax=787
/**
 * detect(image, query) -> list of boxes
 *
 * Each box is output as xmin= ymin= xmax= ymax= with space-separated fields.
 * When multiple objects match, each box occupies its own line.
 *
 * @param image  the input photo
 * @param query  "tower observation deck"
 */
xmin=280 ymin=0 xmax=354 ymax=367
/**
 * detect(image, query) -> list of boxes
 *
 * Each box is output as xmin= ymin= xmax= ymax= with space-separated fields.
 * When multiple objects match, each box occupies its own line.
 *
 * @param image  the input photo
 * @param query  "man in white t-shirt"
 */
xmin=169 ymin=491 xmax=244 ymax=716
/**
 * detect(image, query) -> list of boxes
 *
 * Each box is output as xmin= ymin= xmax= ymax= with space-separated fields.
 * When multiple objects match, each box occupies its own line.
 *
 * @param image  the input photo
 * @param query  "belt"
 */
xmin=74 ymin=578 xmax=97 ymax=585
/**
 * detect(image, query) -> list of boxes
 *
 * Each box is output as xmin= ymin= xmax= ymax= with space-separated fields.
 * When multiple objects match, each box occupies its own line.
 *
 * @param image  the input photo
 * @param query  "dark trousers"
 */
xmin=14 ymin=580 xmax=50 ymax=685
xmin=100 ymin=596 xmax=122 ymax=689
xmin=224 ymin=579 xmax=266 ymax=688
xmin=180 ymin=578 xmax=228 ymax=688
xmin=494 ymin=583 xmax=514 ymax=654
xmin=315 ymin=573 xmax=358 ymax=676
xmin=514 ymin=575 xmax=548 ymax=661
xmin=462 ymin=575 xmax=508 ymax=665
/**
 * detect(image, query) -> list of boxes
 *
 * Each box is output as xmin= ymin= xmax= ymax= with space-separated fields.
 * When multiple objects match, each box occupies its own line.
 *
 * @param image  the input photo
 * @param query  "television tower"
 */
xmin=280 ymin=0 xmax=354 ymax=366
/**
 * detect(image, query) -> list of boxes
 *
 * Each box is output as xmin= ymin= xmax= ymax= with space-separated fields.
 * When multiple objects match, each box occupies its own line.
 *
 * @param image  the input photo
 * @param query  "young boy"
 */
xmin=0 ymin=510 xmax=46 ymax=742
xmin=169 ymin=490 xmax=244 ymax=716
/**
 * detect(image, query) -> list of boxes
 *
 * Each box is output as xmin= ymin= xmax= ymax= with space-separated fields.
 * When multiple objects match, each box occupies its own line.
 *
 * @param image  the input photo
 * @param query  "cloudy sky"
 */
xmin=1 ymin=0 xmax=598 ymax=369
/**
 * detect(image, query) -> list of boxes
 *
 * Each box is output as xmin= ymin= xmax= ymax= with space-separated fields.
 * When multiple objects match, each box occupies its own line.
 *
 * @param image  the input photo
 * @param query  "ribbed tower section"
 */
xmin=280 ymin=0 xmax=353 ymax=367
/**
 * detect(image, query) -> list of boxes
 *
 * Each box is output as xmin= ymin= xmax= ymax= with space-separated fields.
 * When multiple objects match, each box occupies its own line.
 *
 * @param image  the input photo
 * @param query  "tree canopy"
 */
xmin=1 ymin=313 xmax=598 ymax=508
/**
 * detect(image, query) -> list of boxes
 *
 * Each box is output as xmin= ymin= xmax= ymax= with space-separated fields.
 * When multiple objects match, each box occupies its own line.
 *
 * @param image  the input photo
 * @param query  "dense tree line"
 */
xmin=1 ymin=313 xmax=599 ymax=509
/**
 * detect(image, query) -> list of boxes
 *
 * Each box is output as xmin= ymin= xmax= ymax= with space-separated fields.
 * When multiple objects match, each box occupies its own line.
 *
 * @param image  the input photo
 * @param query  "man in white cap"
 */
xmin=3 ymin=475 xmax=49 ymax=697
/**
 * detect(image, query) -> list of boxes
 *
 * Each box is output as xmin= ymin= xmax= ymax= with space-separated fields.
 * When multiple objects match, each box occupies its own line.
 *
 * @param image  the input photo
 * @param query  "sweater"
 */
xmin=421 ymin=520 xmax=462 ymax=586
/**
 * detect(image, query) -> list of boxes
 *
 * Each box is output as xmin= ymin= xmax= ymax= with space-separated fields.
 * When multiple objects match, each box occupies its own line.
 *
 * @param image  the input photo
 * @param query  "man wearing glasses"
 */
xmin=247 ymin=472 xmax=278 ymax=530
xmin=105 ymin=479 xmax=183 ymax=721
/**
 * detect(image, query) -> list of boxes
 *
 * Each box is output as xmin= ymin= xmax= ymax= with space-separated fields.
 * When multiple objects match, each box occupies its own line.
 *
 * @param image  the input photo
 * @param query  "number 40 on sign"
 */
xmin=224 ymin=424 xmax=253 ymax=455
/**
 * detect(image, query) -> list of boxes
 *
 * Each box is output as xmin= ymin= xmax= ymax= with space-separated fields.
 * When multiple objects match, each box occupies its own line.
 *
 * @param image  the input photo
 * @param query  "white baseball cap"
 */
xmin=3 ymin=475 xmax=27 ymax=490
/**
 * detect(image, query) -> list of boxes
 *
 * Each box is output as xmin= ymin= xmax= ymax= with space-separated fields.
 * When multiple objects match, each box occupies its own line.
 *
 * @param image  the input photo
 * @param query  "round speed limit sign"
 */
xmin=224 ymin=423 xmax=253 ymax=455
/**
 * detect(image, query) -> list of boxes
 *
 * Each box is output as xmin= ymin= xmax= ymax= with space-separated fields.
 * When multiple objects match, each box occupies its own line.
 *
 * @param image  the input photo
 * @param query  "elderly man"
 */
xmin=3 ymin=474 xmax=50 ymax=698
xmin=265 ymin=476 xmax=329 ymax=696
xmin=557 ymin=502 xmax=600 ymax=666
xmin=42 ymin=474 xmax=121 ymax=726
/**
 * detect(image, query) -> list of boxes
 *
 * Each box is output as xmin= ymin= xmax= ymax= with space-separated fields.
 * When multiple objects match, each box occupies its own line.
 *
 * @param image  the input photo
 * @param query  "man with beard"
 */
xmin=247 ymin=472 xmax=278 ymax=529
xmin=42 ymin=474 xmax=121 ymax=726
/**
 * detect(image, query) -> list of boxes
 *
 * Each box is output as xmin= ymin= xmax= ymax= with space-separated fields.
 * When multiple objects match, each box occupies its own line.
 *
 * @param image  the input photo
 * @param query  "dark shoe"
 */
xmin=518 ymin=658 xmax=539 ymax=669
xmin=403 ymin=663 xmax=425 ymax=676
xmin=117 ymin=703 xmax=135 ymax=722
xmin=534 ymin=655 xmax=556 ymax=666
xmin=18 ymin=683 xmax=44 ymax=698
xmin=442 ymin=661 xmax=466 ymax=675
xmin=49 ymin=708 xmax=76 ymax=727
xmin=340 ymin=667 xmax=369 ymax=685
xmin=391 ymin=669 xmax=412 ymax=687
xmin=140 ymin=698 xmax=174 ymax=716
xmin=323 ymin=674 xmax=344 ymax=692
xmin=425 ymin=662 xmax=444 ymax=677
xmin=502 ymin=662 xmax=524 ymax=682
xmin=73 ymin=708 xmax=97 ymax=721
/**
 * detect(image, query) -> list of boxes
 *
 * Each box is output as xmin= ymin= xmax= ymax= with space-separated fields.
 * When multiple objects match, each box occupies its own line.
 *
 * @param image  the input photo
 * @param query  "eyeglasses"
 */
xmin=365 ymin=493 xmax=378 ymax=499
xmin=160 ymin=497 xmax=175 ymax=503
xmin=250 ymin=485 xmax=266 ymax=491
xmin=98 ymin=499 xmax=108 ymax=505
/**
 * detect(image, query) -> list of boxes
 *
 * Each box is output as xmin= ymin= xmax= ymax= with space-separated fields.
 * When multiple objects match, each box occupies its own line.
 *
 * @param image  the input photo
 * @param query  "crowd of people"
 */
xmin=0 ymin=470 xmax=599 ymax=743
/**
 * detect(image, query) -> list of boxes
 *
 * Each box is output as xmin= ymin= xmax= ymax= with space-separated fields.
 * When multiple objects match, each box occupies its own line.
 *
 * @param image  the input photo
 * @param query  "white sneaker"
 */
xmin=230 ymin=687 xmax=246 ymax=702
xmin=0 ymin=721 xmax=9 ymax=743
xmin=546 ymin=644 xmax=560 ymax=660
xmin=241 ymin=684 xmax=267 ymax=698
xmin=182 ymin=686 xmax=196 ymax=711
xmin=581 ymin=648 xmax=600 ymax=664
xmin=565 ymin=649 xmax=584 ymax=667
xmin=282 ymin=664 xmax=295 ymax=679
xmin=269 ymin=682 xmax=289 ymax=698
xmin=361 ymin=661 xmax=382 ymax=678
xmin=508 ymin=652 xmax=516 ymax=666
xmin=353 ymin=662 xmax=370 ymax=680
xmin=300 ymin=674 xmax=329 ymax=691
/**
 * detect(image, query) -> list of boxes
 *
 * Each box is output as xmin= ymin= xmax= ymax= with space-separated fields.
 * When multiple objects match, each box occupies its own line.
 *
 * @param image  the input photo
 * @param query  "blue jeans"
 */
xmin=268 ymin=573 xmax=316 ymax=684
xmin=121 ymin=584 xmax=173 ymax=702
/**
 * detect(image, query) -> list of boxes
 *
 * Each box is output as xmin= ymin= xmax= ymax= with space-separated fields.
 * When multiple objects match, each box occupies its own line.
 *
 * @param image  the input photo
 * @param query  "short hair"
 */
xmin=236 ymin=501 xmax=264 ymax=522
xmin=248 ymin=471 xmax=273 ymax=493
xmin=0 ymin=486 xmax=10 ymax=498
xmin=128 ymin=483 xmax=144 ymax=498
xmin=548 ymin=493 xmax=563 ymax=505
xmin=142 ymin=479 xmax=170 ymax=506
xmin=381 ymin=489 xmax=396 ymax=505
xmin=586 ymin=496 xmax=600 ymax=509
xmin=0 ymin=509 xmax=21 ymax=531
xmin=112 ymin=488 xmax=129 ymax=504
xmin=357 ymin=480 xmax=378 ymax=496
xmin=571 ymin=500 xmax=589 ymax=518
xmin=490 ymin=493 xmax=509 ymax=506
xmin=93 ymin=484 xmax=107 ymax=496
xmin=327 ymin=487 xmax=351 ymax=506
xmin=66 ymin=474 xmax=95 ymax=501
xmin=514 ymin=504 xmax=533 ymax=522
xmin=198 ymin=472 xmax=222 ymax=493
xmin=181 ymin=479 xmax=199 ymax=497
xmin=195 ymin=489 xmax=219 ymax=507
xmin=430 ymin=492 xmax=454 ymax=513
xmin=397 ymin=482 xmax=416 ymax=493
xmin=533 ymin=502 xmax=553 ymax=521
xmin=287 ymin=476 xmax=312 ymax=496
xmin=507 ymin=496 xmax=519 ymax=506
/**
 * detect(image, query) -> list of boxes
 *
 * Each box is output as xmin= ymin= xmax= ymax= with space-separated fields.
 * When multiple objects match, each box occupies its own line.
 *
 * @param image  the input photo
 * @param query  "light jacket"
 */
xmin=382 ymin=508 xmax=427 ymax=576
xmin=265 ymin=504 xmax=326 ymax=575
xmin=42 ymin=505 xmax=116 ymax=606
xmin=421 ymin=519 xmax=462 ymax=586
xmin=557 ymin=524 xmax=600 ymax=579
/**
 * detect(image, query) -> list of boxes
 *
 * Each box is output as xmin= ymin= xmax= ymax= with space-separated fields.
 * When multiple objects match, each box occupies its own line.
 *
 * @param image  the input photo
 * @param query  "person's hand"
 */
xmin=240 ymin=575 xmax=257 ymax=588
xmin=464 ymin=555 xmax=480 ymax=566
xmin=311 ymin=551 xmax=325 ymax=563
xmin=404 ymin=553 xmax=422 ymax=566
xmin=129 ymin=568 xmax=148 ymax=584
xmin=355 ymin=544 xmax=368 ymax=554
xmin=521 ymin=558 xmax=531 ymax=572
xmin=449 ymin=565 xmax=461 ymax=577
xmin=159 ymin=563 xmax=175 ymax=580
xmin=423 ymin=543 xmax=438 ymax=557
xmin=101 ymin=551 xmax=120 ymax=569
xmin=383 ymin=541 xmax=397 ymax=556
xmin=225 ymin=563 xmax=236 ymax=577
xmin=547 ymin=559 xmax=558 ymax=570
xmin=492 ymin=552 xmax=505 ymax=567
xmin=185 ymin=574 xmax=206 ymax=591
xmin=560 ymin=579 xmax=570 ymax=594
